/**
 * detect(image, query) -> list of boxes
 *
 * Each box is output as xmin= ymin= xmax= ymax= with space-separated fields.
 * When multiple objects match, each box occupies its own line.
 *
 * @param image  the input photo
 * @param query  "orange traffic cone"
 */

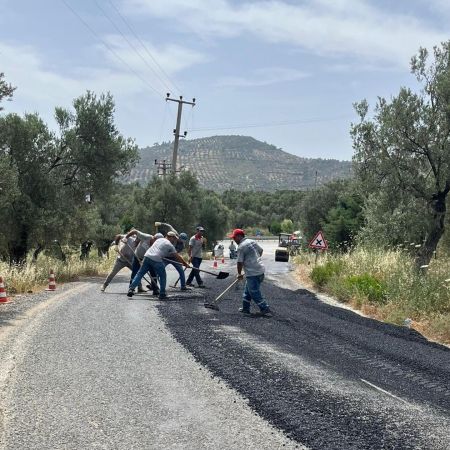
xmin=0 ymin=276 xmax=11 ymax=304
xmin=213 ymin=257 xmax=218 ymax=269
xmin=46 ymin=270 xmax=56 ymax=291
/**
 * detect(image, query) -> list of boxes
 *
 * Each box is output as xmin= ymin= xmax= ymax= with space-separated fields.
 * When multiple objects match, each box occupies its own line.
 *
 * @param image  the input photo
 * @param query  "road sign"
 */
xmin=308 ymin=231 xmax=328 ymax=250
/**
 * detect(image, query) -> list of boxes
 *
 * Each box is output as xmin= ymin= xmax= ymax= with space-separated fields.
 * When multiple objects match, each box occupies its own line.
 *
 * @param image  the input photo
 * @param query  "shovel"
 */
xmin=162 ymin=258 xmax=229 ymax=280
xmin=204 ymin=278 xmax=241 ymax=310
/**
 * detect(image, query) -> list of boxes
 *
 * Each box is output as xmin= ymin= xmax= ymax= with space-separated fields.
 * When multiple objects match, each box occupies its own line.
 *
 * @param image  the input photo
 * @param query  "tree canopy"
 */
xmin=0 ymin=91 xmax=138 ymax=263
xmin=351 ymin=41 xmax=450 ymax=267
xmin=0 ymin=73 xmax=15 ymax=110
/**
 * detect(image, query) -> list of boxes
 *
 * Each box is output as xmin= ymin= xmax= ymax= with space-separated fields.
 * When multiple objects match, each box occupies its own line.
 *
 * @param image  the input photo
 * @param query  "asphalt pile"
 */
xmin=158 ymin=277 xmax=450 ymax=450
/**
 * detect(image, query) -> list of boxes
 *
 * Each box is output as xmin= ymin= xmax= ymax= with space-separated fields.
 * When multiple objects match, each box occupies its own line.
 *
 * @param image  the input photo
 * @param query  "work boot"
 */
xmin=100 ymin=284 xmax=106 ymax=292
xmin=158 ymin=293 xmax=168 ymax=300
xmin=239 ymin=307 xmax=251 ymax=315
xmin=186 ymin=283 xmax=194 ymax=288
xmin=180 ymin=286 xmax=191 ymax=291
xmin=258 ymin=308 xmax=273 ymax=317
xmin=127 ymin=289 xmax=134 ymax=298
xmin=152 ymin=289 xmax=160 ymax=296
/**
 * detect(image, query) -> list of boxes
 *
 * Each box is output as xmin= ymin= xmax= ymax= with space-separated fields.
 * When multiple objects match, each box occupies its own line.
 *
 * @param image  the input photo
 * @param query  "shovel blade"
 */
xmin=204 ymin=302 xmax=220 ymax=311
xmin=216 ymin=271 xmax=229 ymax=280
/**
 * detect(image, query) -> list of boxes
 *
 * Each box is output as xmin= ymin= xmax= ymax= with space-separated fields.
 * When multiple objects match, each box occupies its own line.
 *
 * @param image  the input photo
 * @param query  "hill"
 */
xmin=124 ymin=135 xmax=352 ymax=192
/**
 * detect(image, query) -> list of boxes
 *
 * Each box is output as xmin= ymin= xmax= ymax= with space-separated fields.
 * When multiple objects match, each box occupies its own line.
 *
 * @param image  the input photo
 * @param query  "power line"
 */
xmin=187 ymin=114 xmax=353 ymax=132
xmin=107 ymin=0 xmax=182 ymax=95
xmin=157 ymin=102 xmax=170 ymax=144
xmin=95 ymin=1 xmax=173 ymax=95
xmin=60 ymin=0 xmax=163 ymax=99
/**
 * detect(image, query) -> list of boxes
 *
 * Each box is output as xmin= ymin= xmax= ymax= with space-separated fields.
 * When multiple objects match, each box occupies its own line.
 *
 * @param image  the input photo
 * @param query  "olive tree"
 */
xmin=0 ymin=91 xmax=138 ymax=263
xmin=351 ymin=41 xmax=450 ymax=268
xmin=0 ymin=73 xmax=15 ymax=110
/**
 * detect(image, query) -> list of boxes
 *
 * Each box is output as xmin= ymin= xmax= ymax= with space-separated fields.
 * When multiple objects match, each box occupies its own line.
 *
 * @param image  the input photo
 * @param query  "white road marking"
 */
xmin=360 ymin=378 xmax=413 ymax=406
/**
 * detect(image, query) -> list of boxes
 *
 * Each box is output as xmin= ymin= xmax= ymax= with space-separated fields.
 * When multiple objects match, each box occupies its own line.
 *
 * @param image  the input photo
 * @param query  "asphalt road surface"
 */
xmin=1 ymin=240 xmax=449 ymax=449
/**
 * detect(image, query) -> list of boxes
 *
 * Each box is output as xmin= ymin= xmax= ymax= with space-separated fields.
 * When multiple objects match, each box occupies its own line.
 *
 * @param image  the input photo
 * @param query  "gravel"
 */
xmin=0 ymin=274 xmax=297 ymax=449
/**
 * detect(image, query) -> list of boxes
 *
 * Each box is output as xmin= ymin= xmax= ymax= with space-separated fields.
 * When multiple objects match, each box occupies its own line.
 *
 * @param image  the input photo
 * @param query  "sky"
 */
xmin=0 ymin=0 xmax=449 ymax=161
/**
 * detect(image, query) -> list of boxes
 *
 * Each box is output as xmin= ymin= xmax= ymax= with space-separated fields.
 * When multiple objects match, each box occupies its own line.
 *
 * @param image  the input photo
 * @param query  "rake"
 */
xmin=204 ymin=278 xmax=241 ymax=311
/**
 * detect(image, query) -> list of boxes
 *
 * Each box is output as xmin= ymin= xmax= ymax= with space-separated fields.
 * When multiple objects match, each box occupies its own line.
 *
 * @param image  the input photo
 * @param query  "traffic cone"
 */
xmin=213 ymin=257 xmax=218 ymax=269
xmin=46 ymin=270 xmax=56 ymax=291
xmin=0 ymin=277 xmax=11 ymax=304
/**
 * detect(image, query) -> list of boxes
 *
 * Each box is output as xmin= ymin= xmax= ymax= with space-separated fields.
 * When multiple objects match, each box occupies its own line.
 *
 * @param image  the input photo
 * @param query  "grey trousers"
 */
xmin=103 ymin=258 xmax=142 ymax=288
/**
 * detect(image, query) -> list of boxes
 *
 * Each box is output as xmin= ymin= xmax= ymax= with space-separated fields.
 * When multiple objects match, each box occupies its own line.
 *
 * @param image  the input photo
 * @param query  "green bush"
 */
xmin=311 ymin=260 xmax=344 ymax=287
xmin=344 ymin=273 xmax=386 ymax=304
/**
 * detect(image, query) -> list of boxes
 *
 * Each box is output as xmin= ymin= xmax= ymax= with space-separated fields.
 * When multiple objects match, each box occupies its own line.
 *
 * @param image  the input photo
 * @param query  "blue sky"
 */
xmin=0 ymin=0 xmax=448 ymax=161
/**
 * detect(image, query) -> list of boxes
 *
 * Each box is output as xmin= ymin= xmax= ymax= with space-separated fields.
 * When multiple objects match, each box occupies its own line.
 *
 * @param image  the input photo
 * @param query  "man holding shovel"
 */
xmin=186 ymin=226 xmax=206 ymax=288
xmin=101 ymin=234 xmax=145 ymax=293
xmin=123 ymin=229 xmax=160 ymax=296
xmin=230 ymin=229 xmax=272 ymax=316
xmin=128 ymin=231 xmax=190 ymax=299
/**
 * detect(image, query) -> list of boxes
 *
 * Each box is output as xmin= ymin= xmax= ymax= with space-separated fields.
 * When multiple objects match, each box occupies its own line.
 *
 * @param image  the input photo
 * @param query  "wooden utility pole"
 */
xmin=166 ymin=93 xmax=196 ymax=174
xmin=154 ymin=159 xmax=171 ymax=178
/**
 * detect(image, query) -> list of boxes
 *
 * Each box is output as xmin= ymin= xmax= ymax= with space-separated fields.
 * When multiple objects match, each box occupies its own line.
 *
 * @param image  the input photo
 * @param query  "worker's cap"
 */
xmin=179 ymin=232 xmax=188 ymax=241
xmin=166 ymin=231 xmax=179 ymax=238
xmin=228 ymin=228 xmax=245 ymax=239
xmin=196 ymin=226 xmax=205 ymax=232
xmin=154 ymin=233 xmax=164 ymax=239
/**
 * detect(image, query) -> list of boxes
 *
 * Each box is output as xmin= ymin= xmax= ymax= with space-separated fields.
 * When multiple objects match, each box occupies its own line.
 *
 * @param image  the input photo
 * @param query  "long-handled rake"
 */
xmin=204 ymin=278 xmax=241 ymax=311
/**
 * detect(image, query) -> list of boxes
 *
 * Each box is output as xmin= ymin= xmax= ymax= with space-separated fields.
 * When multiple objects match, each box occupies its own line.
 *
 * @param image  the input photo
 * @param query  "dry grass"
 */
xmin=294 ymin=248 xmax=450 ymax=345
xmin=0 ymin=254 xmax=113 ymax=295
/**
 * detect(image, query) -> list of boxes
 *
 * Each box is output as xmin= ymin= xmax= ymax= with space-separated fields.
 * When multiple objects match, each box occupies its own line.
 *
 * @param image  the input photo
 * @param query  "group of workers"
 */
xmin=101 ymin=224 xmax=272 ymax=316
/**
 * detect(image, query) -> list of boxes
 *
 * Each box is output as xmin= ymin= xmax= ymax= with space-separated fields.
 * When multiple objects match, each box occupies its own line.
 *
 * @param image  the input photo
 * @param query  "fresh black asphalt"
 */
xmin=157 ymin=275 xmax=450 ymax=450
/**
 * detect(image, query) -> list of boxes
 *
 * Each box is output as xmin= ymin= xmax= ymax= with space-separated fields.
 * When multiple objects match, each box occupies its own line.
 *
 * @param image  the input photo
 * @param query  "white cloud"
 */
xmin=0 ymin=40 xmax=168 ymax=145
xmin=216 ymin=67 xmax=309 ymax=87
xmin=122 ymin=0 xmax=448 ymax=68
xmin=0 ymin=41 xmax=145 ymax=107
xmin=422 ymin=0 xmax=450 ymax=15
xmin=101 ymin=34 xmax=209 ymax=91
xmin=0 ymin=33 xmax=207 ymax=117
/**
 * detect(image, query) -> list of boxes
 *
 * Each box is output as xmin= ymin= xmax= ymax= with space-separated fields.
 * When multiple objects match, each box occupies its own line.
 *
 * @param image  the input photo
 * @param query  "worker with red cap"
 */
xmin=229 ymin=228 xmax=272 ymax=317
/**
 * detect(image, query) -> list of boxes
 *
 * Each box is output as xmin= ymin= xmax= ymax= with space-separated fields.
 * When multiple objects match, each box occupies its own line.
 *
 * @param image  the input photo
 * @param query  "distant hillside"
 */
xmin=124 ymin=135 xmax=352 ymax=192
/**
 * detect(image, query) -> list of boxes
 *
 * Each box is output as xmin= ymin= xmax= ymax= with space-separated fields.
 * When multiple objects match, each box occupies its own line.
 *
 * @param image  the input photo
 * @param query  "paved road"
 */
xmin=0 ymin=272 xmax=296 ymax=449
xmin=1 ymin=240 xmax=449 ymax=449
xmin=159 ymin=240 xmax=450 ymax=449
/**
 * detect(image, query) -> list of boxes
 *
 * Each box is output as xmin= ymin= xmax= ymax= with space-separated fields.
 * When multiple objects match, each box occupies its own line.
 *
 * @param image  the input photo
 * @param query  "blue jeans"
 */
xmin=186 ymin=257 xmax=203 ymax=285
xmin=130 ymin=258 xmax=167 ymax=295
xmin=164 ymin=258 xmax=186 ymax=288
xmin=130 ymin=256 xmax=158 ymax=292
xmin=242 ymin=274 xmax=269 ymax=312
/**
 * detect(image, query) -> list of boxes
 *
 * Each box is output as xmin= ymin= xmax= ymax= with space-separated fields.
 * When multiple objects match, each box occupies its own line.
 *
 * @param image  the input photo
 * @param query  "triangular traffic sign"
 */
xmin=308 ymin=230 xmax=328 ymax=249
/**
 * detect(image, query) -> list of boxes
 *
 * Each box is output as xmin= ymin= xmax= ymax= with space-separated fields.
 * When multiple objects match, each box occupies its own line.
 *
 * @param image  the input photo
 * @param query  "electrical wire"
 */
xmin=60 ymin=0 xmax=163 ymax=99
xmin=95 ymin=0 xmax=173 ymax=95
xmin=157 ymin=102 xmax=170 ymax=144
xmin=107 ymin=0 xmax=183 ymax=96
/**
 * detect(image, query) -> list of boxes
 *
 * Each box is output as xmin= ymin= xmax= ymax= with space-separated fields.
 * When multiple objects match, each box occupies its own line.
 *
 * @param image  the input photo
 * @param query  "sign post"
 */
xmin=308 ymin=231 xmax=328 ymax=265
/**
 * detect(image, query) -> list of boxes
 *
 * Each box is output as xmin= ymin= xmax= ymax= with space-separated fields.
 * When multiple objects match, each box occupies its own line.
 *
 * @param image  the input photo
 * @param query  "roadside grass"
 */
xmin=0 ymin=253 xmax=113 ymax=295
xmin=293 ymin=248 xmax=450 ymax=345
